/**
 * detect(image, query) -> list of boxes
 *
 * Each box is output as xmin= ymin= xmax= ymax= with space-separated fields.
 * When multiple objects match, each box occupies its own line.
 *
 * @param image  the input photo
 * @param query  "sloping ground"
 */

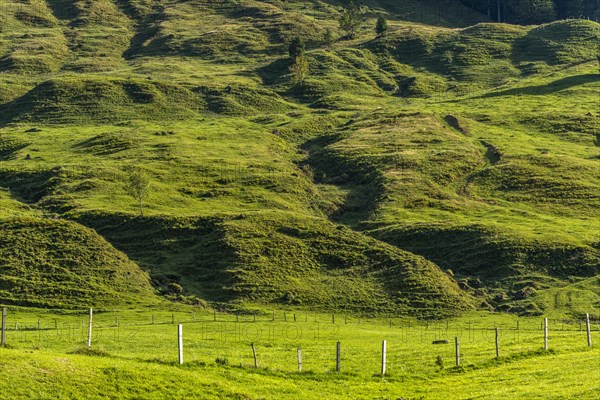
xmin=222 ymin=213 xmax=473 ymax=316
xmin=69 ymin=211 xmax=473 ymax=317
xmin=300 ymin=73 xmax=600 ymax=315
xmin=0 ymin=116 xmax=474 ymax=316
xmin=0 ymin=0 xmax=598 ymax=317
xmin=0 ymin=217 xmax=157 ymax=308
xmin=0 ymin=189 xmax=156 ymax=308
xmin=0 ymin=76 xmax=299 ymax=124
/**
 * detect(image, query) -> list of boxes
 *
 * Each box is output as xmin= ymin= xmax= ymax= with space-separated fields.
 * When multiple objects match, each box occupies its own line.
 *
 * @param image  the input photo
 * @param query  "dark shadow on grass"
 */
xmin=301 ymin=134 xmax=384 ymax=226
xmin=71 ymin=212 xmax=237 ymax=303
xmin=44 ymin=0 xmax=78 ymax=20
xmin=478 ymin=74 xmax=598 ymax=98
xmin=0 ymin=169 xmax=59 ymax=204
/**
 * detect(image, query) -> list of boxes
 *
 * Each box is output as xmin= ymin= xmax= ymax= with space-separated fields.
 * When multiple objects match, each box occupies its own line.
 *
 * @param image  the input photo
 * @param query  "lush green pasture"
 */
xmin=0 ymin=348 xmax=598 ymax=399
xmin=0 ymin=1 xmax=598 ymax=397
xmin=1 ymin=308 xmax=598 ymax=399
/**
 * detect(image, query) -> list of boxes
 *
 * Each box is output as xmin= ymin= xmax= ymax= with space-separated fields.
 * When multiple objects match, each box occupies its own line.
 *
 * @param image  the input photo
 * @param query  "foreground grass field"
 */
xmin=1 ymin=348 xmax=598 ymax=399
xmin=0 ymin=308 xmax=598 ymax=399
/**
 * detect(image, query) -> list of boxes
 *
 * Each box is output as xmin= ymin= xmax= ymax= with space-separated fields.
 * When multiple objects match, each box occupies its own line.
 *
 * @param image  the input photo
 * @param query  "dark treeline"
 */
xmin=458 ymin=0 xmax=599 ymax=24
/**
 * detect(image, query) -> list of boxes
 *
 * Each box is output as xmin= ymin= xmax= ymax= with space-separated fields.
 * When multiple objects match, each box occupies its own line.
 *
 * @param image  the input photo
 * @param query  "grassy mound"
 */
xmin=513 ymin=20 xmax=600 ymax=66
xmin=0 ymin=216 xmax=156 ymax=308
xmin=221 ymin=213 xmax=473 ymax=316
xmin=1 ymin=77 xmax=203 ymax=123
xmin=1 ymin=77 xmax=297 ymax=123
xmin=72 ymin=211 xmax=473 ymax=317
xmin=0 ymin=30 xmax=69 ymax=74
xmin=369 ymin=20 xmax=600 ymax=93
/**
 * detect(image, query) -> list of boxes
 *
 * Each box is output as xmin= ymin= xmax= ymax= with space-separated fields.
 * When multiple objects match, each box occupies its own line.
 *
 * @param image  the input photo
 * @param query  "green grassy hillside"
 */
xmin=0 ymin=0 xmax=598 ymax=318
xmin=0 ymin=190 xmax=157 ymax=307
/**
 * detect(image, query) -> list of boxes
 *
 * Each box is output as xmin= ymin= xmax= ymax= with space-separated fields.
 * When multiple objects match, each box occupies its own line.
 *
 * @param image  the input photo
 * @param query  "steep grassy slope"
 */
xmin=0 ymin=116 xmax=474 ymax=315
xmin=71 ymin=211 xmax=473 ymax=316
xmin=0 ymin=0 xmax=598 ymax=317
xmin=0 ymin=190 xmax=156 ymax=307
xmin=303 ymin=101 xmax=599 ymax=313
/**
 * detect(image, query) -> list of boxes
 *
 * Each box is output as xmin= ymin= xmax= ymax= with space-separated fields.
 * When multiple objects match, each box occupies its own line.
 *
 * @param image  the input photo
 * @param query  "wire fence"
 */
xmin=1 ymin=307 xmax=597 ymax=376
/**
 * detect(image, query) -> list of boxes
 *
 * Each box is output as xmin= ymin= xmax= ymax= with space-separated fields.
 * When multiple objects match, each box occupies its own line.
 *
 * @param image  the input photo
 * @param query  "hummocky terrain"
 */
xmin=0 ymin=0 xmax=598 ymax=318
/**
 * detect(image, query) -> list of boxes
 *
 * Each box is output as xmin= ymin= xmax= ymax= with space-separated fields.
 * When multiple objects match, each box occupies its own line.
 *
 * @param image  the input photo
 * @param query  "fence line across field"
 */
xmin=2 ymin=307 xmax=600 ymax=335
xmin=2 ymin=306 xmax=599 ymax=329
xmin=1 ymin=307 xmax=597 ymax=376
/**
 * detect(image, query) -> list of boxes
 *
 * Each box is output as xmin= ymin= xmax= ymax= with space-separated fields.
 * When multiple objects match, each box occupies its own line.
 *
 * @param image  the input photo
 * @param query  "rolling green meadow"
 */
xmin=0 ymin=0 xmax=599 ymax=398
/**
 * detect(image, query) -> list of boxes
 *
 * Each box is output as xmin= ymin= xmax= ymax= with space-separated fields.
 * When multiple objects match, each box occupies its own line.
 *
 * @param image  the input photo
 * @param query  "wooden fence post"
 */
xmin=495 ymin=327 xmax=500 ymax=357
xmin=297 ymin=348 xmax=302 ymax=372
xmin=544 ymin=318 xmax=549 ymax=350
xmin=381 ymin=340 xmax=387 ymax=375
xmin=236 ymin=311 xmax=239 ymax=323
xmin=332 ymin=313 xmax=335 ymax=324
xmin=336 ymin=341 xmax=341 ymax=372
xmin=214 ymin=309 xmax=217 ymax=322
xmin=251 ymin=343 xmax=258 ymax=368
xmin=455 ymin=336 xmax=460 ymax=367
xmin=1 ymin=307 xmax=6 ymax=348
xmin=87 ymin=308 xmax=93 ymax=350
xmin=178 ymin=324 xmax=184 ymax=364
xmin=586 ymin=313 xmax=592 ymax=347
